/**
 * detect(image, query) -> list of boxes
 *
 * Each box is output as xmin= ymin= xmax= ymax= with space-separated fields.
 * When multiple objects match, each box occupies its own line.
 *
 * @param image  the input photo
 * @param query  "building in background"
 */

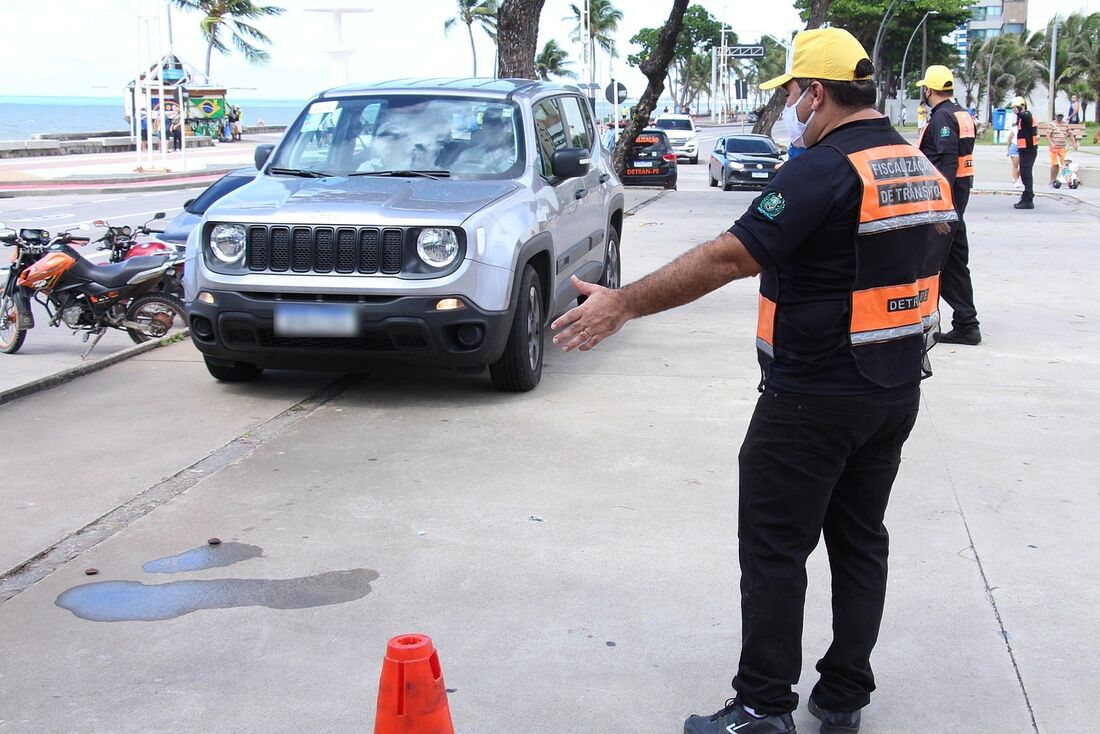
xmin=954 ymin=0 xmax=1028 ymax=66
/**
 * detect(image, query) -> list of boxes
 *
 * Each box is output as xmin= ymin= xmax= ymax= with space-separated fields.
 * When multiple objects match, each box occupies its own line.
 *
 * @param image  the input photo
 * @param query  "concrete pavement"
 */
xmin=0 ymin=165 xmax=1096 ymax=733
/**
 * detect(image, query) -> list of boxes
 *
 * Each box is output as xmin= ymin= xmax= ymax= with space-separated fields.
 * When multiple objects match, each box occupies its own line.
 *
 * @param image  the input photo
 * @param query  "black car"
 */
xmin=158 ymin=167 xmax=257 ymax=245
xmin=602 ymin=128 xmax=678 ymax=189
xmin=708 ymin=134 xmax=784 ymax=190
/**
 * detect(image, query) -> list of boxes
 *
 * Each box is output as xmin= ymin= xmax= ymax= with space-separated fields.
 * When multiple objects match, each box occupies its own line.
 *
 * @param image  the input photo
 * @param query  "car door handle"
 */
xmin=599 ymin=174 xmax=611 ymax=183
xmin=574 ymin=188 xmax=588 ymax=200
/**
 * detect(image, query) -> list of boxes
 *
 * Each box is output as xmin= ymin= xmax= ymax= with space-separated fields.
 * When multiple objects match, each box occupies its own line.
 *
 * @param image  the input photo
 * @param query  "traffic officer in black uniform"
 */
xmin=551 ymin=28 xmax=955 ymax=734
xmin=1012 ymin=96 xmax=1039 ymax=209
xmin=917 ymin=65 xmax=981 ymax=345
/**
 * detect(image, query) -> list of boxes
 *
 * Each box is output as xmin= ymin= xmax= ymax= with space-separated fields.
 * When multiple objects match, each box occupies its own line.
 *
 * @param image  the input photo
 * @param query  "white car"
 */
xmin=653 ymin=114 xmax=700 ymax=164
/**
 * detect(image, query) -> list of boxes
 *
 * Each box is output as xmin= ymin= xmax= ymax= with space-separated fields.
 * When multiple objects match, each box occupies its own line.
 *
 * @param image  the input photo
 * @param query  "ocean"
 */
xmin=0 ymin=95 xmax=306 ymax=140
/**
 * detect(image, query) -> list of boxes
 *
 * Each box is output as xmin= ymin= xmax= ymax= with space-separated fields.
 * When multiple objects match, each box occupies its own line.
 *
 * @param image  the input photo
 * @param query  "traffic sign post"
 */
xmin=605 ymin=81 xmax=627 ymax=105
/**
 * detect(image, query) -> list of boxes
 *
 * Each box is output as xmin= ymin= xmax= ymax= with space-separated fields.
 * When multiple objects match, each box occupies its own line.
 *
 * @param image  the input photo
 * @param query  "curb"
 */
xmin=0 ymin=173 xmax=229 ymax=198
xmin=0 ymin=331 xmax=190 ymax=408
xmin=973 ymin=187 xmax=1100 ymax=213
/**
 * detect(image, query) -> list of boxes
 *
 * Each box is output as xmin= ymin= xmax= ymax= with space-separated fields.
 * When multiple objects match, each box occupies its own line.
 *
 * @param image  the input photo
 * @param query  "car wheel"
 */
xmin=708 ymin=169 xmax=718 ymax=187
xmin=490 ymin=263 xmax=543 ymax=392
xmin=690 ymin=156 xmax=698 ymax=165
xmin=204 ymin=356 xmax=263 ymax=382
xmin=722 ymin=177 xmax=733 ymax=192
xmin=598 ymin=226 xmax=621 ymax=290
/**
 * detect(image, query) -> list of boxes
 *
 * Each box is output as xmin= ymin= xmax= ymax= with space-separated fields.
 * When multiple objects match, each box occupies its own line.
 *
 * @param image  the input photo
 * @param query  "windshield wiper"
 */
xmin=268 ymin=167 xmax=334 ymax=178
xmin=347 ymin=170 xmax=451 ymax=180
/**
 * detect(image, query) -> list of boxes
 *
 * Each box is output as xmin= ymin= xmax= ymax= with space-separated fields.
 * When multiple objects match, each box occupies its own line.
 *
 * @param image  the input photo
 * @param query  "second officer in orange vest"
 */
xmin=552 ymin=28 xmax=954 ymax=734
xmin=917 ymin=65 xmax=981 ymax=345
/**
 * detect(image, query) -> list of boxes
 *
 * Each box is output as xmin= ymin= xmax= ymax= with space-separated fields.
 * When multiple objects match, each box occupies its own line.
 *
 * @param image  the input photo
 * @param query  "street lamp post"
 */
xmin=871 ymin=0 xmax=908 ymax=94
xmin=898 ymin=11 xmax=939 ymax=113
xmin=984 ymin=29 xmax=1004 ymax=124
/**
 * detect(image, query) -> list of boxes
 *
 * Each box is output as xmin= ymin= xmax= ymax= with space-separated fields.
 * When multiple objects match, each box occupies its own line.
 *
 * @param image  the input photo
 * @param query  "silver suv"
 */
xmin=183 ymin=79 xmax=625 ymax=391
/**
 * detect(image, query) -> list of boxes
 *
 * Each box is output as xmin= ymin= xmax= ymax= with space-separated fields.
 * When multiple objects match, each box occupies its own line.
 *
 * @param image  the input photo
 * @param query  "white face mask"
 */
xmin=782 ymin=87 xmax=814 ymax=147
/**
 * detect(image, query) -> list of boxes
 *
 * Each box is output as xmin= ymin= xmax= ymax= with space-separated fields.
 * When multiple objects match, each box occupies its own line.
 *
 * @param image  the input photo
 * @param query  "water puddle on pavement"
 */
xmin=142 ymin=542 xmax=263 ymax=573
xmin=56 ymin=568 xmax=379 ymax=622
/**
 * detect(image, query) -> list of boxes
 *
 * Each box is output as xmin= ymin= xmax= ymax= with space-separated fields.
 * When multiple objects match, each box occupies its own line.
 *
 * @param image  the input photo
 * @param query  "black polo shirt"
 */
xmin=729 ymin=117 xmax=920 ymax=396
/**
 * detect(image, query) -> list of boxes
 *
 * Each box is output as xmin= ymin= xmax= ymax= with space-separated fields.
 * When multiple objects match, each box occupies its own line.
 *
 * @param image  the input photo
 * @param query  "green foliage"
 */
xmin=626 ymin=4 xmax=724 ymax=109
xmin=444 ymin=0 xmax=500 ymax=77
xmin=568 ymin=0 xmax=624 ymax=56
xmin=535 ymin=39 xmax=577 ymax=80
xmin=171 ymin=0 xmax=284 ymax=78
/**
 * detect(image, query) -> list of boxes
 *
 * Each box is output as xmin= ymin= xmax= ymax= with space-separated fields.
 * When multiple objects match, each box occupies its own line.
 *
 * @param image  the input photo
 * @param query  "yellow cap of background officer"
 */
xmin=916 ymin=65 xmax=954 ymax=92
xmin=760 ymin=28 xmax=873 ymax=90
xmin=1011 ymin=96 xmax=1027 ymax=108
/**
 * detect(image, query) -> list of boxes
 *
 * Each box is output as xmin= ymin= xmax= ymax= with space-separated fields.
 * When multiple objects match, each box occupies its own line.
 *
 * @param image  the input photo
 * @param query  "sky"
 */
xmin=0 ymin=0 xmax=1097 ymax=102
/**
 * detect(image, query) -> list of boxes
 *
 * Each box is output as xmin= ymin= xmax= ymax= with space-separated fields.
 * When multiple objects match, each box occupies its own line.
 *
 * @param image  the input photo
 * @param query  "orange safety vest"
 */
xmin=917 ymin=103 xmax=975 ymax=179
xmin=756 ymin=135 xmax=956 ymax=388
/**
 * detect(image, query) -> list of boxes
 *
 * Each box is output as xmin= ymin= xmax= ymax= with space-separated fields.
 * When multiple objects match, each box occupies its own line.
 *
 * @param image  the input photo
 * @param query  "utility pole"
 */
xmin=1047 ymin=21 xmax=1059 ymax=121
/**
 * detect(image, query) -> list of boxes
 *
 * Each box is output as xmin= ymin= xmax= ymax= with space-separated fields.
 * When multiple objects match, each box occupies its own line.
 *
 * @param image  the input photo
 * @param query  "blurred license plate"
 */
xmin=751 ymin=172 xmax=770 ymax=179
xmin=633 ymin=161 xmax=653 ymax=168
xmin=274 ymin=303 xmax=358 ymax=336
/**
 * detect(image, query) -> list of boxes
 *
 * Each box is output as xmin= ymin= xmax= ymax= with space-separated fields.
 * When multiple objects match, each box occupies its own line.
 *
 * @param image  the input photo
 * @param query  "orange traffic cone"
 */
xmin=374 ymin=634 xmax=455 ymax=734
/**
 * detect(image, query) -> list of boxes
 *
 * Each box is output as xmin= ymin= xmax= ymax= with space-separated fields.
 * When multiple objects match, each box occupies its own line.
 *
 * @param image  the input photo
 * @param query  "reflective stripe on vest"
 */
xmin=850 ymin=282 xmax=925 ymax=345
xmin=954 ymin=111 xmax=975 ymax=178
xmin=756 ymin=294 xmax=776 ymax=357
xmin=847 ymin=145 xmax=958 ymax=235
xmin=918 ymin=273 xmax=941 ymax=333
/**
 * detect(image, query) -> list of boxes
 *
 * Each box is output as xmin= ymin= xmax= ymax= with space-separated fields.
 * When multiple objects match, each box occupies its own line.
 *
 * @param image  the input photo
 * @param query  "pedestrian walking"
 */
xmin=1067 ymin=93 xmax=1081 ymax=125
xmin=1012 ymin=97 xmax=1038 ymax=209
xmin=1046 ymin=113 xmax=1076 ymax=186
xmin=552 ymin=28 xmax=955 ymax=734
xmin=916 ymin=65 xmax=981 ymax=346
xmin=899 ymin=104 xmax=908 ymax=127
xmin=168 ymin=107 xmax=182 ymax=152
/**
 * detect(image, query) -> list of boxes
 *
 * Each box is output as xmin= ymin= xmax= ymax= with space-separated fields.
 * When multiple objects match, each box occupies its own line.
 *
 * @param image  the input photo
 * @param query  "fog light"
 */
xmin=198 ymin=291 xmax=216 ymax=304
xmin=435 ymin=298 xmax=465 ymax=311
xmin=456 ymin=323 xmax=484 ymax=348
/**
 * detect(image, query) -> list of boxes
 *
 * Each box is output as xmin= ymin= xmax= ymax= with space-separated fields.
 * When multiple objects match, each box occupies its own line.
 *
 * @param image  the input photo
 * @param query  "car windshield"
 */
xmin=186 ymin=173 xmax=255 ymax=214
xmin=655 ymin=119 xmax=693 ymax=131
xmin=726 ymin=138 xmax=779 ymax=155
xmin=268 ymin=95 xmax=524 ymax=179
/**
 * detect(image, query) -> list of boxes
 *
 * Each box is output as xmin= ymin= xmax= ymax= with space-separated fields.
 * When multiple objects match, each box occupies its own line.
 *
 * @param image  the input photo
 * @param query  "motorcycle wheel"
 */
xmin=125 ymin=294 xmax=186 ymax=344
xmin=0 ymin=293 xmax=27 ymax=354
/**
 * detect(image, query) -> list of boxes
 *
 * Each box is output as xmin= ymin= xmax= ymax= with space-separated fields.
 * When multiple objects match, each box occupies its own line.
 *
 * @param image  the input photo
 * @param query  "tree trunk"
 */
xmin=467 ymin=23 xmax=478 ymax=77
xmin=612 ymin=0 xmax=690 ymax=178
xmin=496 ymin=0 xmax=546 ymax=80
xmin=752 ymin=0 xmax=833 ymax=136
xmin=205 ymin=40 xmax=214 ymax=80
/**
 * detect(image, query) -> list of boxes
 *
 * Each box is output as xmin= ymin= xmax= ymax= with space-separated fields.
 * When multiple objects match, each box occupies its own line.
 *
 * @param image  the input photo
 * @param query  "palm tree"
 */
xmin=568 ymin=0 xmax=624 ymax=86
xmin=535 ymin=40 xmax=577 ymax=81
xmin=171 ymin=0 xmax=285 ymax=80
xmin=444 ymin=0 xmax=499 ymax=77
xmin=1066 ymin=13 xmax=1100 ymax=122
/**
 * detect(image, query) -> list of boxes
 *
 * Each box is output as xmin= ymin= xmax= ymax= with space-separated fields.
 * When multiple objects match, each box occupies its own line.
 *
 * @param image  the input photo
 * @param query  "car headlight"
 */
xmin=416 ymin=228 xmax=459 ymax=267
xmin=728 ymin=161 xmax=745 ymax=170
xmin=210 ymin=224 xmax=246 ymax=264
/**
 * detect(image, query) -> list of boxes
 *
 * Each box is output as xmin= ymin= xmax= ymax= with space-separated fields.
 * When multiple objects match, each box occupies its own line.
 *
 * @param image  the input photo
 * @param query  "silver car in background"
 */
xmin=184 ymin=79 xmax=625 ymax=391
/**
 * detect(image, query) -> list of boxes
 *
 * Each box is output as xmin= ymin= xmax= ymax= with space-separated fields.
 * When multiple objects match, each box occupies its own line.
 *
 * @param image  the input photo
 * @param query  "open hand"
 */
xmin=551 ymin=276 xmax=632 ymax=352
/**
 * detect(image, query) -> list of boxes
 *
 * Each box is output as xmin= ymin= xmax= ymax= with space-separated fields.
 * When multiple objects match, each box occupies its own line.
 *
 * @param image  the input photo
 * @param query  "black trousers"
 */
xmin=1019 ymin=146 xmax=1037 ymax=202
xmin=732 ymin=387 xmax=921 ymax=715
xmin=941 ymin=185 xmax=979 ymax=330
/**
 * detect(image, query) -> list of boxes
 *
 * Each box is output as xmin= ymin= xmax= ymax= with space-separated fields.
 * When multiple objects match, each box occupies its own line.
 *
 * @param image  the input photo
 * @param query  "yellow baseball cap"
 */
xmin=1011 ymin=96 xmax=1027 ymax=108
xmin=760 ymin=28 xmax=873 ymax=90
xmin=916 ymin=65 xmax=954 ymax=91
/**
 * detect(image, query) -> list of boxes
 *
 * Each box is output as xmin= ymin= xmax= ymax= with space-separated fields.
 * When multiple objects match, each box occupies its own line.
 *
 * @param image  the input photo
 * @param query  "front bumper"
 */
xmin=187 ymin=289 xmax=513 ymax=370
xmin=670 ymin=140 xmax=698 ymax=159
xmin=726 ymin=168 xmax=776 ymax=187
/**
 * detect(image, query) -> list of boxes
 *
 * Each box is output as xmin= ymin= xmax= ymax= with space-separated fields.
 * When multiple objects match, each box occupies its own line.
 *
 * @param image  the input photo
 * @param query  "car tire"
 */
xmin=204 ymin=356 xmax=263 ymax=382
xmin=690 ymin=156 xmax=698 ymax=165
xmin=722 ymin=178 xmax=733 ymax=191
xmin=709 ymin=170 xmax=718 ymax=187
xmin=490 ymin=264 xmax=543 ymax=392
xmin=598 ymin=226 xmax=621 ymax=290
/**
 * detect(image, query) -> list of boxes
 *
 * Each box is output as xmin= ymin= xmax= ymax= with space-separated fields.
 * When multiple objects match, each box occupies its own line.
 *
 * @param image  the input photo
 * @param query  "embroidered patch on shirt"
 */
xmin=757 ymin=192 xmax=786 ymax=220
xmin=939 ymin=126 xmax=951 ymax=137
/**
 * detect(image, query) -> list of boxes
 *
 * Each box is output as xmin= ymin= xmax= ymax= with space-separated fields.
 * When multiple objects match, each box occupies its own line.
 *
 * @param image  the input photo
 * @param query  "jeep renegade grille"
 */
xmin=246 ymin=225 xmax=405 ymax=275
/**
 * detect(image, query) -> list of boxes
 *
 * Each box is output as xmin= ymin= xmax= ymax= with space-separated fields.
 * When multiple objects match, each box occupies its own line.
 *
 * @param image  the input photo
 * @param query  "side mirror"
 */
xmin=182 ymin=198 xmax=196 ymax=209
xmin=153 ymin=212 xmax=165 ymax=220
xmin=254 ymin=143 xmax=275 ymax=170
xmin=93 ymin=219 xmax=107 ymax=227
xmin=550 ymin=148 xmax=591 ymax=179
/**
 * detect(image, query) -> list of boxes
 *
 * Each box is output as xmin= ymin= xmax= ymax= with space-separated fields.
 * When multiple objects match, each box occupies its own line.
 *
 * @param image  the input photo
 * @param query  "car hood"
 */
xmin=205 ymin=175 xmax=521 ymax=227
xmin=726 ymin=153 xmax=782 ymax=166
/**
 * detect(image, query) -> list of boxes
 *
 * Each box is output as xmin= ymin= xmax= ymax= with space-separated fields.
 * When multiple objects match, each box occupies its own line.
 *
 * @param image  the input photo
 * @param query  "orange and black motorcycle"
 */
xmin=0 ymin=223 xmax=185 ymax=357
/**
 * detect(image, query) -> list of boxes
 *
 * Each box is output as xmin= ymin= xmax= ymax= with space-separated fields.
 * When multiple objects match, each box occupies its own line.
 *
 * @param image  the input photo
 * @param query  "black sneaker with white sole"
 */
xmin=807 ymin=697 xmax=861 ymax=734
xmin=684 ymin=698 xmax=796 ymax=734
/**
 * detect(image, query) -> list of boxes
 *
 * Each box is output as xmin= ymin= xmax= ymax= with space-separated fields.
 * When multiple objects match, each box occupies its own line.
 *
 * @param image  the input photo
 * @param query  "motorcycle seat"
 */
xmin=72 ymin=254 xmax=171 ymax=289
